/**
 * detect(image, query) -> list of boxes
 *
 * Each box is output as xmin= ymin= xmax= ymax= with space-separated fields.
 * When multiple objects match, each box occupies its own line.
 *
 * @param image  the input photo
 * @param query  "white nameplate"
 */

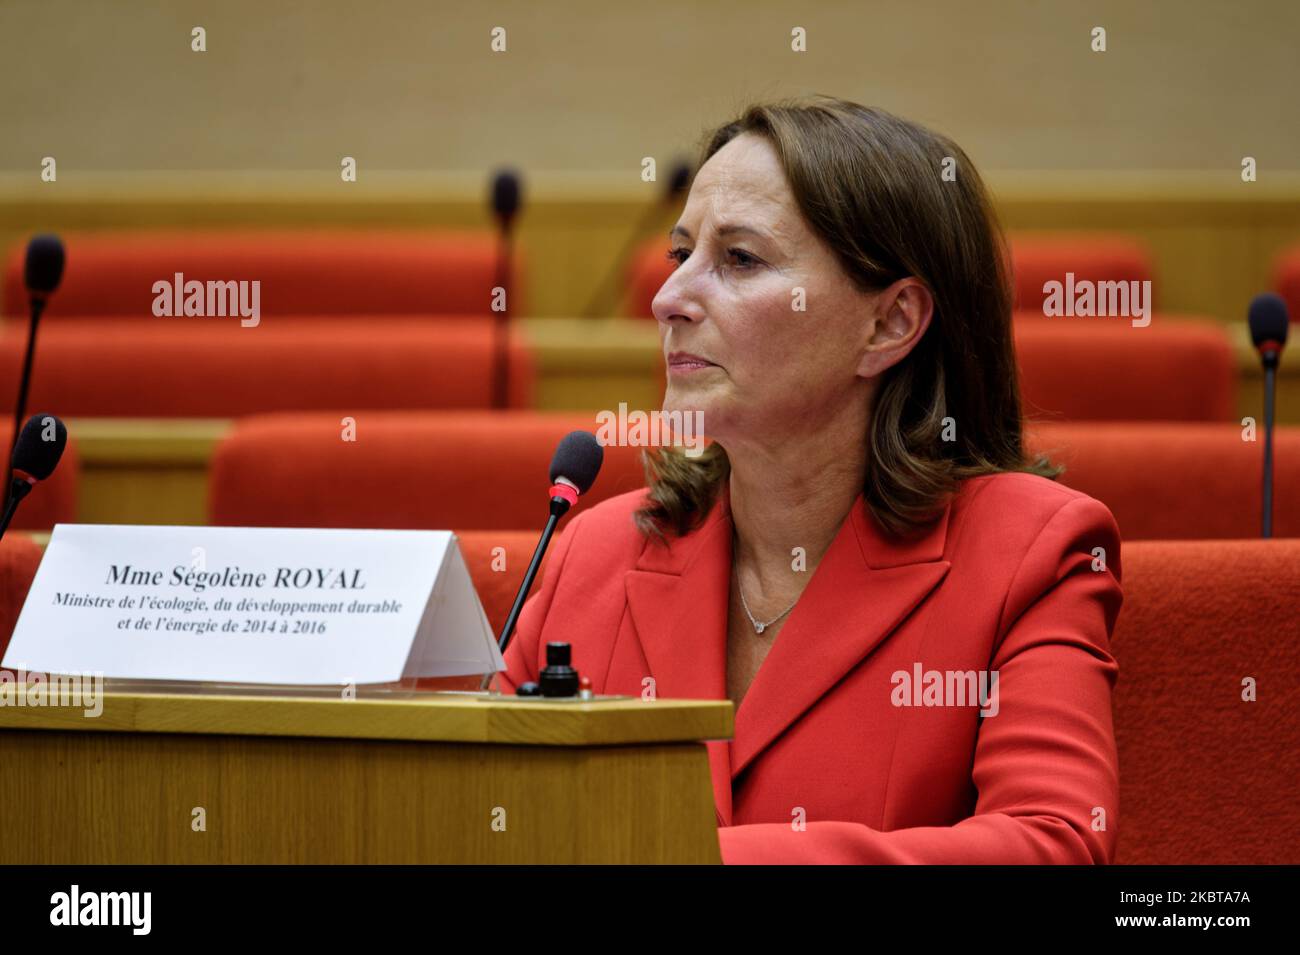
xmin=2 ymin=524 xmax=505 ymax=686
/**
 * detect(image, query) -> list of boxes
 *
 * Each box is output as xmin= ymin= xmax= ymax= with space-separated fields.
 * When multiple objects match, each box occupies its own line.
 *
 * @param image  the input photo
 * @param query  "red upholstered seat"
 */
xmin=1028 ymin=421 xmax=1299 ymax=539
xmin=1015 ymin=318 xmax=1236 ymax=422
xmin=1112 ymin=538 xmax=1300 ymax=863
xmin=0 ymin=319 xmax=534 ymax=416
xmin=208 ymin=411 xmax=650 ymax=530
xmin=0 ymin=422 xmax=78 ymax=530
xmin=0 ymin=533 xmax=44 ymax=663
xmin=455 ymin=530 xmax=550 ymax=635
xmin=1008 ymin=234 xmax=1154 ymax=313
xmin=623 ymin=232 xmax=1154 ymax=319
xmin=210 ymin=416 xmax=1292 ymax=541
xmin=2 ymin=230 xmax=526 ymax=319
xmin=1273 ymin=245 xmax=1300 ymax=327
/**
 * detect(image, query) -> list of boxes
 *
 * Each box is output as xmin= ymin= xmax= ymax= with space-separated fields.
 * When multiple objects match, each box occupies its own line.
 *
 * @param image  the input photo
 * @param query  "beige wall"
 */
xmin=2 ymin=0 xmax=1298 ymax=176
xmin=2 ymin=0 xmax=1298 ymax=325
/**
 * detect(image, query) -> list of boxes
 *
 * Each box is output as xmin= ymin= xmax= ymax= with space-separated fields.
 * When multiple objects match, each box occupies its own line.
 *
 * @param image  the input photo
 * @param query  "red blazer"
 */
xmin=498 ymin=471 xmax=1123 ymax=864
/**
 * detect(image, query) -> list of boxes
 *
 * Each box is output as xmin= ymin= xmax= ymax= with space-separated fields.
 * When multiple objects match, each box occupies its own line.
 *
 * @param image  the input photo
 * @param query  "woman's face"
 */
xmin=653 ymin=132 xmax=927 ymax=448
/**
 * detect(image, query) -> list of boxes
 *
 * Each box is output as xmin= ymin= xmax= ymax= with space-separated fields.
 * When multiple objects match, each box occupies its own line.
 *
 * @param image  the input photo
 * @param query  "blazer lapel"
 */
xmin=729 ymin=495 xmax=952 ymax=779
xmin=622 ymin=485 xmax=953 ymax=825
xmin=624 ymin=488 xmax=735 ymax=823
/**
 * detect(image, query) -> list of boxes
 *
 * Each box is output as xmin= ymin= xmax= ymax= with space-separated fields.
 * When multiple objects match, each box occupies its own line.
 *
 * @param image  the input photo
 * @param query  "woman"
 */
xmin=498 ymin=96 xmax=1123 ymax=865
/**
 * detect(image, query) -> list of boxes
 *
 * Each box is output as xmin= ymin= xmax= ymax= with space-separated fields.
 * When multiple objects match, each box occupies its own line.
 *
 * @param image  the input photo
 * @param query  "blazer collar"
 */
xmin=624 ymin=481 xmax=953 ymax=825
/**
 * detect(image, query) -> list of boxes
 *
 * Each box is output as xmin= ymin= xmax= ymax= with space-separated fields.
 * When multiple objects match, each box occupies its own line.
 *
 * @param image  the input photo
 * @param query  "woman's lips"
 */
xmin=667 ymin=352 xmax=719 ymax=373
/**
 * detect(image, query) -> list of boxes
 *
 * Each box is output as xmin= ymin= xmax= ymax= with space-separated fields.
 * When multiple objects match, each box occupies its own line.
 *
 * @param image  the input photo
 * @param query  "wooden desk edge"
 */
xmin=0 ymin=687 xmax=734 ymax=747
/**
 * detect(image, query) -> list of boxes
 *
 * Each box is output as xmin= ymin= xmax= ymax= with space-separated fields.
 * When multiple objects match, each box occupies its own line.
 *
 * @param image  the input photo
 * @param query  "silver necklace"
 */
xmin=735 ymin=568 xmax=799 ymax=634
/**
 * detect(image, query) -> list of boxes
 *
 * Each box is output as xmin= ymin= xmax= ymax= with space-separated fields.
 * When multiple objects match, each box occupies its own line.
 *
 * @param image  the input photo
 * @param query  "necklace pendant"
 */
xmin=754 ymin=622 xmax=766 ymax=634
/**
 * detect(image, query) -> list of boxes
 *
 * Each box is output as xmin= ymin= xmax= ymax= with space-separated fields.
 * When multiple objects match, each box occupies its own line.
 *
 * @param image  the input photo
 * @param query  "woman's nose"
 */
xmin=651 ymin=264 xmax=702 ymax=326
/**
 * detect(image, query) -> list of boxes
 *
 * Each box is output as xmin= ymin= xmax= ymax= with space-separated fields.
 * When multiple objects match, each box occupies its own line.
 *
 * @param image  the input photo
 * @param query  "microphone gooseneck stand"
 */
xmin=5 ymin=297 xmax=45 ymax=509
xmin=0 ymin=479 xmax=34 ymax=542
xmin=1261 ymin=355 xmax=1277 ymax=538
xmin=479 ymin=493 xmax=572 ymax=692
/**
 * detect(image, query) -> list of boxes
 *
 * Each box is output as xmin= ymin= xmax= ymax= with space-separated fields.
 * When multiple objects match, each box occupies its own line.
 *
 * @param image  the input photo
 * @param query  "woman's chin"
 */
xmin=660 ymin=390 xmax=711 ymax=421
xmin=662 ymin=393 xmax=734 ymax=440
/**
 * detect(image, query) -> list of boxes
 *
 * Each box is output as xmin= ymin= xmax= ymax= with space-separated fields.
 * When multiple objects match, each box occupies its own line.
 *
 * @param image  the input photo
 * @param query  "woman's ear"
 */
xmin=856 ymin=278 xmax=933 ymax=378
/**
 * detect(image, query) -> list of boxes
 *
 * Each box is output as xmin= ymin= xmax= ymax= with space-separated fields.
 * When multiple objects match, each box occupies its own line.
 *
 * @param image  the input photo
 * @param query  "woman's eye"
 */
xmin=664 ymin=246 xmax=760 ymax=270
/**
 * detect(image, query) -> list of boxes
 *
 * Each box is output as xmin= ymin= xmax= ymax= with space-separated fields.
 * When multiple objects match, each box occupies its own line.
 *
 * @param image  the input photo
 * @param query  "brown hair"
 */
xmin=634 ymin=96 xmax=1059 ymax=540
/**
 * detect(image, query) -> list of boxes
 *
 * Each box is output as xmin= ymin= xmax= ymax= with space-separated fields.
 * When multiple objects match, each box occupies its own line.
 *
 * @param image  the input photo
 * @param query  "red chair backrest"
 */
xmin=1015 ymin=318 xmax=1236 ymax=422
xmin=1272 ymin=245 xmax=1300 ymax=329
xmin=0 ymin=533 xmax=46 ymax=664
xmin=0 ymin=319 xmax=534 ymax=416
xmin=456 ymin=530 xmax=551 ymax=636
xmin=2 ymin=230 xmax=526 ymax=319
xmin=1113 ymin=538 xmax=1300 ymax=863
xmin=1008 ymin=234 xmax=1154 ymax=313
xmin=1027 ymin=422 xmax=1299 ymax=539
xmin=210 ymin=416 xmax=1296 ymax=540
xmin=209 ymin=411 xmax=650 ymax=530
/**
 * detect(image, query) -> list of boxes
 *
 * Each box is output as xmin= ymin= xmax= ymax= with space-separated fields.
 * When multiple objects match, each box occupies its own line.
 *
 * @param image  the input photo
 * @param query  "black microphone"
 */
xmin=0 ymin=413 xmax=68 ymax=542
xmin=7 ymin=235 xmax=65 ymax=510
xmin=492 ymin=169 xmax=521 ymax=227
xmin=582 ymin=158 xmax=692 ymax=319
xmin=1248 ymin=293 xmax=1290 ymax=538
xmin=25 ymin=234 xmax=66 ymax=299
xmin=489 ymin=169 xmax=523 ymax=410
xmin=481 ymin=431 xmax=604 ymax=691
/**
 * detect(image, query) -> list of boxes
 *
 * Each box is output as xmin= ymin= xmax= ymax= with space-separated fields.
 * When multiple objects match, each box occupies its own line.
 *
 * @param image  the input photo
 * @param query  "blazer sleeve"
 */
xmin=493 ymin=509 xmax=589 ymax=695
xmin=718 ymin=494 xmax=1124 ymax=864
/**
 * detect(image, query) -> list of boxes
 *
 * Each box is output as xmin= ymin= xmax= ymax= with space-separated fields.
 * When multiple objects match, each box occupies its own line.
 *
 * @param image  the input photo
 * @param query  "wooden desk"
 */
xmin=69 ymin=417 xmax=230 ymax=525
xmin=0 ymin=688 xmax=732 ymax=864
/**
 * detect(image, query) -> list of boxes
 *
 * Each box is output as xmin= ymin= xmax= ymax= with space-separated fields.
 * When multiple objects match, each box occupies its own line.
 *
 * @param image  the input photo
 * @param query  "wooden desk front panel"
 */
xmin=0 ymin=729 xmax=722 ymax=864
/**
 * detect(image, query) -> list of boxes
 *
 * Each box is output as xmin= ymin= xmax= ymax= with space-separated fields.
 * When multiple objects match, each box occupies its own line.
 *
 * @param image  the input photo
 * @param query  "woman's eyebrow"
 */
xmin=669 ymin=222 xmax=774 ymax=242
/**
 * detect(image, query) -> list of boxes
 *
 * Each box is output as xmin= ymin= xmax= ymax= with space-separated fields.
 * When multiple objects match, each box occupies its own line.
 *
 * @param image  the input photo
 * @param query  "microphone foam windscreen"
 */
xmin=24 ymin=234 xmax=66 ymax=296
xmin=549 ymin=431 xmax=603 ymax=495
xmin=492 ymin=170 xmax=521 ymax=220
xmin=1248 ymin=292 xmax=1289 ymax=347
xmin=12 ymin=413 xmax=67 ymax=481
